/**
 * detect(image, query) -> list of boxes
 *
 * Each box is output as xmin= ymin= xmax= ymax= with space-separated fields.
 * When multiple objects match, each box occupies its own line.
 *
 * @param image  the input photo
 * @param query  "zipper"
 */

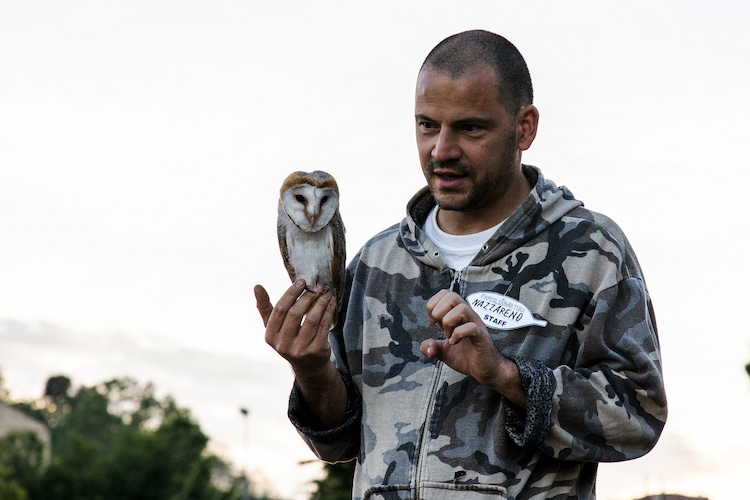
xmin=415 ymin=268 xmax=463 ymax=498
xmin=414 ymin=361 xmax=443 ymax=499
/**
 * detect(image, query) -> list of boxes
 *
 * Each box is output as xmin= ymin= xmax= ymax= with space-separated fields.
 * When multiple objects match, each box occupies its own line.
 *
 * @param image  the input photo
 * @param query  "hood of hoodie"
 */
xmin=402 ymin=165 xmax=583 ymax=270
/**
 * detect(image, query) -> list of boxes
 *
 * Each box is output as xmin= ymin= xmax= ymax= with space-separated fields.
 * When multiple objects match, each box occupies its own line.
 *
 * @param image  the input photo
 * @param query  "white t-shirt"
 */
xmin=423 ymin=206 xmax=504 ymax=270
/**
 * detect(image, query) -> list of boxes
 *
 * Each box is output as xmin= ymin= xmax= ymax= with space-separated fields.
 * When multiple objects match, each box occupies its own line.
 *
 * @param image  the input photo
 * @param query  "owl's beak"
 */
xmin=306 ymin=210 xmax=317 ymax=227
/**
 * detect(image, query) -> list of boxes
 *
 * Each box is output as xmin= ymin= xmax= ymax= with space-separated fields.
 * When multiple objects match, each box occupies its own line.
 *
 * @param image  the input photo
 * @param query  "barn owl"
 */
xmin=277 ymin=170 xmax=346 ymax=326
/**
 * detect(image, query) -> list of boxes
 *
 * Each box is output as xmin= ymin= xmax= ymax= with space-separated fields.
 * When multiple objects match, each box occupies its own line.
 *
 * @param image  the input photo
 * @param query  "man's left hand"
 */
xmin=421 ymin=290 xmax=527 ymax=408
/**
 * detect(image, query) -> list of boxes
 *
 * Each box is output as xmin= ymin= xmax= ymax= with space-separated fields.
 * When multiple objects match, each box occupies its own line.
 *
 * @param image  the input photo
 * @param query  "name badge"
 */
xmin=467 ymin=291 xmax=548 ymax=330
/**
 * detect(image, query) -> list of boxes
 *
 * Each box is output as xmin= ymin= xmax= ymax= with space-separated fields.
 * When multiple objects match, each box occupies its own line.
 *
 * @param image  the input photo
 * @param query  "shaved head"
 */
xmin=420 ymin=30 xmax=533 ymax=115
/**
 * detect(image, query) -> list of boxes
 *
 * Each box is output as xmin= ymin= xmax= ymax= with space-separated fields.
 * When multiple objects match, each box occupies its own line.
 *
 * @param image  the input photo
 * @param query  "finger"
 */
xmin=307 ymin=293 xmax=338 ymax=352
xmin=427 ymin=291 xmax=464 ymax=331
xmin=420 ymin=338 xmax=445 ymax=360
xmin=426 ymin=289 xmax=450 ymax=311
xmin=425 ymin=290 xmax=451 ymax=324
xmin=440 ymin=304 xmax=477 ymax=340
xmin=298 ymin=290 xmax=335 ymax=344
xmin=265 ymin=279 xmax=308 ymax=336
xmin=274 ymin=291 xmax=336 ymax=368
xmin=445 ymin=321 xmax=484 ymax=345
xmin=426 ymin=289 xmax=450 ymax=324
xmin=254 ymin=284 xmax=274 ymax=327
xmin=278 ymin=282 xmax=329 ymax=334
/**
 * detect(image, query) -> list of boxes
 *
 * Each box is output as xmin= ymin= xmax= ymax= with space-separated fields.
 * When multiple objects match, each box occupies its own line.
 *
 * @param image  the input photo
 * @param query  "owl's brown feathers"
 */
xmin=277 ymin=170 xmax=345 ymax=327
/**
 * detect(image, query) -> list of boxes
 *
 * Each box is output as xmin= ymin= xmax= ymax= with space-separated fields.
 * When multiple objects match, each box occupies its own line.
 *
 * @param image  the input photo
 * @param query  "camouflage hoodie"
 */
xmin=289 ymin=165 xmax=667 ymax=500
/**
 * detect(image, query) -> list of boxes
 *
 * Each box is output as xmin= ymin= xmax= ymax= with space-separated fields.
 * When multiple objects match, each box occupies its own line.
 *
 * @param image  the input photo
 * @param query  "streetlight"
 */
xmin=240 ymin=407 xmax=250 ymax=500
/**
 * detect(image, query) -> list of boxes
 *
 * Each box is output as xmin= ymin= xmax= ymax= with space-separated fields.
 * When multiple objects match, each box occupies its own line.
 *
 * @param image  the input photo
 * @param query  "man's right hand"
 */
xmin=254 ymin=280 xmax=337 ymax=374
xmin=254 ymin=280 xmax=347 ymax=429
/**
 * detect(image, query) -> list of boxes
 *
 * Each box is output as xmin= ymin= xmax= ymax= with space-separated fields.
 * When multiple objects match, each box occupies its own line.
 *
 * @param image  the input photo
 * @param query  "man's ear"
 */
xmin=516 ymin=105 xmax=539 ymax=151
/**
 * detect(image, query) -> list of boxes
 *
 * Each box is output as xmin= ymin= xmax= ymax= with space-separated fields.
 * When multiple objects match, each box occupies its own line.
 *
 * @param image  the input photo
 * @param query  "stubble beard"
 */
xmin=427 ymin=136 xmax=518 ymax=213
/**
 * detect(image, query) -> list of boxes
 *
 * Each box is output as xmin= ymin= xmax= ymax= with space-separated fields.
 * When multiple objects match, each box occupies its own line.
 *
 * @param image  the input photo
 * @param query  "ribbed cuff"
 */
xmin=288 ymin=370 xmax=362 ymax=444
xmin=504 ymin=356 xmax=555 ymax=447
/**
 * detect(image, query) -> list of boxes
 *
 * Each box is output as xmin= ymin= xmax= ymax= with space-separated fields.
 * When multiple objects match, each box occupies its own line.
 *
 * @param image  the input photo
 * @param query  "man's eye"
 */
xmin=463 ymin=124 xmax=483 ymax=133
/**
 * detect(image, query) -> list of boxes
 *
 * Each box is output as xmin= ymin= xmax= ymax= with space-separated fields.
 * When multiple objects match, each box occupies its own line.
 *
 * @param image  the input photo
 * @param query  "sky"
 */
xmin=1 ymin=1 xmax=749 ymax=499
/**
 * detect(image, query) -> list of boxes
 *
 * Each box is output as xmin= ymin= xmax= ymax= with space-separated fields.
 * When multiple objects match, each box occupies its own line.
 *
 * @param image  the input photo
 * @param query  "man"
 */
xmin=255 ymin=30 xmax=667 ymax=499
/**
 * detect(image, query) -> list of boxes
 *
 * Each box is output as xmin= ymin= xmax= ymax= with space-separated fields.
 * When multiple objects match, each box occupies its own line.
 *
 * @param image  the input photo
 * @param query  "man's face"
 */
xmin=415 ymin=66 xmax=519 ymax=213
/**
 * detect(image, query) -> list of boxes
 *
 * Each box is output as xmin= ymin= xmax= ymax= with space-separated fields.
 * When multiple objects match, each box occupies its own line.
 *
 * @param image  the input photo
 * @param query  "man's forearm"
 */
xmin=293 ymin=360 xmax=348 ymax=429
xmin=487 ymin=356 xmax=528 ymax=409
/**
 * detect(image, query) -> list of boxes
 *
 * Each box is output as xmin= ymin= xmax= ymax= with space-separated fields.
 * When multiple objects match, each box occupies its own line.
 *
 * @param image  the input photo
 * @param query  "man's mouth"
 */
xmin=435 ymin=171 xmax=464 ymax=179
xmin=433 ymin=171 xmax=467 ymax=189
xmin=429 ymin=162 xmax=471 ymax=189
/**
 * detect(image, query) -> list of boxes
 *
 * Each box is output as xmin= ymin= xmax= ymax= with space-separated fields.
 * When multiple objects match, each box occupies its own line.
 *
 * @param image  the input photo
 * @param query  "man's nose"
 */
xmin=432 ymin=129 xmax=461 ymax=162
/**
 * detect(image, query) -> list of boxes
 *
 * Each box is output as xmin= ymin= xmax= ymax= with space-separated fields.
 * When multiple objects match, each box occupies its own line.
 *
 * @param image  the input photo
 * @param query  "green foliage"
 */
xmin=44 ymin=376 xmax=71 ymax=403
xmin=0 ymin=432 xmax=46 ymax=498
xmin=0 ymin=465 xmax=28 ymax=500
xmin=1 ymin=375 xmax=264 ymax=500
xmin=310 ymin=461 xmax=355 ymax=500
xmin=0 ymin=370 xmax=10 ymax=402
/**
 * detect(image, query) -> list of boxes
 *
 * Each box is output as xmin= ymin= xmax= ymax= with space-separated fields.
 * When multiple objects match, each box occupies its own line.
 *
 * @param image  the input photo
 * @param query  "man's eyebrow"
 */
xmin=415 ymin=114 xmax=494 ymax=126
xmin=454 ymin=117 xmax=494 ymax=126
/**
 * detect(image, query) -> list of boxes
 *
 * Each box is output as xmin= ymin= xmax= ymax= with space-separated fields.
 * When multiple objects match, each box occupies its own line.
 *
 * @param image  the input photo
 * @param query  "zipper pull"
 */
xmin=449 ymin=269 xmax=462 ymax=293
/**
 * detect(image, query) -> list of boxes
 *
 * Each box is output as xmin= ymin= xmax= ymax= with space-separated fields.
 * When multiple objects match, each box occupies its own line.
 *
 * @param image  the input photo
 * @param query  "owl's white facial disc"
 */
xmin=281 ymin=183 xmax=339 ymax=232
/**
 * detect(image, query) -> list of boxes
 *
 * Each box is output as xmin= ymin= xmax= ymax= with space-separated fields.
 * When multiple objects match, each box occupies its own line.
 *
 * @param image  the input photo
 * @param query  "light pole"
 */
xmin=240 ymin=407 xmax=250 ymax=500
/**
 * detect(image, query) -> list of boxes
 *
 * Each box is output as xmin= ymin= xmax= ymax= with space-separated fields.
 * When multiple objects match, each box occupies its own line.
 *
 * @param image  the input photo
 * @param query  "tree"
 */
xmin=0 ymin=369 xmax=10 ymax=402
xmin=310 ymin=461 xmax=355 ymax=500
xmin=0 ymin=465 xmax=27 ymax=500
xmin=2 ymin=375 xmax=270 ymax=500
xmin=44 ymin=376 xmax=71 ymax=404
xmin=0 ymin=431 xmax=46 ymax=498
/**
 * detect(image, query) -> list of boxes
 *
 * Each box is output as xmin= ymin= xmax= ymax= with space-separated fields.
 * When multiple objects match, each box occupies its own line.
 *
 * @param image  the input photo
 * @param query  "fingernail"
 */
xmin=295 ymin=279 xmax=305 ymax=288
xmin=312 ymin=283 xmax=324 ymax=292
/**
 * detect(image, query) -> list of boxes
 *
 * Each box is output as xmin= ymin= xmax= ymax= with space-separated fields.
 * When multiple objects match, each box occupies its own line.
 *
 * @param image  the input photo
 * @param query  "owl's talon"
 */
xmin=304 ymin=283 xmax=330 ymax=295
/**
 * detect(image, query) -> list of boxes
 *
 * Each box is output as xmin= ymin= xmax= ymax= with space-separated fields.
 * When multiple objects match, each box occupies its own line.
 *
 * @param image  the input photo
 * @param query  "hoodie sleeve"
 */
xmin=287 ymin=368 xmax=362 ymax=463
xmin=504 ymin=276 xmax=667 ymax=462
xmin=286 ymin=259 xmax=363 ymax=463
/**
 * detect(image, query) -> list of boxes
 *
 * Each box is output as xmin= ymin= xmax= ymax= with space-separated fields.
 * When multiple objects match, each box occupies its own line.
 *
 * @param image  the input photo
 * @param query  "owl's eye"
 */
xmin=295 ymin=195 xmax=305 ymax=203
xmin=321 ymin=196 xmax=329 ymax=204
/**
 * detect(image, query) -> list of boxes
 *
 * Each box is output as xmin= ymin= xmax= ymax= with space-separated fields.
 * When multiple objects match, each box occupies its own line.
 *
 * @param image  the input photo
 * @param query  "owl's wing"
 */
xmin=329 ymin=210 xmax=346 ymax=326
xmin=277 ymin=215 xmax=297 ymax=283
